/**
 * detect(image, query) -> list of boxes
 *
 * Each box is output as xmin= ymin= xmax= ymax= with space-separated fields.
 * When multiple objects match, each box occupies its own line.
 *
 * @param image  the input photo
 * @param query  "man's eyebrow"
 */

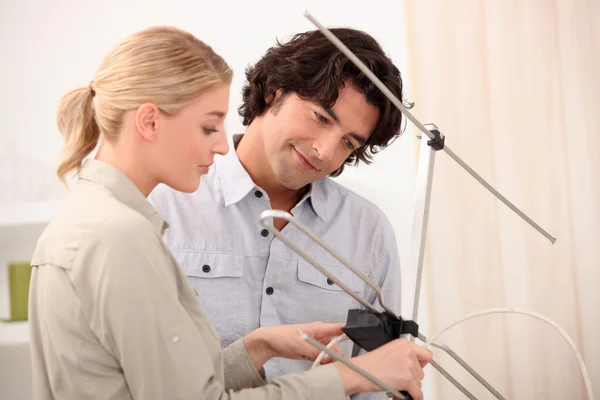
xmin=322 ymin=106 xmax=368 ymax=146
xmin=349 ymin=132 xmax=368 ymax=146
xmin=323 ymin=106 xmax=340 ymax=123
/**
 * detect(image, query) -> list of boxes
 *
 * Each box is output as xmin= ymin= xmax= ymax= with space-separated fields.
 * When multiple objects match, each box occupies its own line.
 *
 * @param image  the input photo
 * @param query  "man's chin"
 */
xmin=274 ymin=167 xmax=317 ymax=191
xmin=280 ymin=178 xmax=313 ymax=192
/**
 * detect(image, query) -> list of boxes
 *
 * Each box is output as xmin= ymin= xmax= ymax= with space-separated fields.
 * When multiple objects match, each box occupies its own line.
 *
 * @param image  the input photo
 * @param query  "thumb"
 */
xmin=414 ymin=346 xmax=433 ymax=367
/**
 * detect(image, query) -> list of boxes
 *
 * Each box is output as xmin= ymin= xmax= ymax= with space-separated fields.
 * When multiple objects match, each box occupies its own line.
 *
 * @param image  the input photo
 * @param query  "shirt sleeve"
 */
xmin=76 ymin=217 xmax=347 ymax=400
xmin=222 ymin=338 xmax=267 ymax=390
xmin=223 ymin=337 xmax=346 ymax=400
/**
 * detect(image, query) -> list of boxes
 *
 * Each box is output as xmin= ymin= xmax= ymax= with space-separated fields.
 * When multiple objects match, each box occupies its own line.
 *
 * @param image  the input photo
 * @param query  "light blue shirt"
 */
xmin=148 ymin=135 xmax=402 ymax=399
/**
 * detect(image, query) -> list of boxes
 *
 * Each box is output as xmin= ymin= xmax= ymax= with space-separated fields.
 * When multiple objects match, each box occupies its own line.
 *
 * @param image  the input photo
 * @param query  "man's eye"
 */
xmin=314 ymin=112 xmax=329 ymax=124
xmin=343 ymin=138 xmax=356 ymax=150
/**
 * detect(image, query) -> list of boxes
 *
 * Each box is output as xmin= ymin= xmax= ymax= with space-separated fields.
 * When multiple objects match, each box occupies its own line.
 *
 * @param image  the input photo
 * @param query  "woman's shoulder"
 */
xmin=32 ymin=183 xmax=161 ymax=270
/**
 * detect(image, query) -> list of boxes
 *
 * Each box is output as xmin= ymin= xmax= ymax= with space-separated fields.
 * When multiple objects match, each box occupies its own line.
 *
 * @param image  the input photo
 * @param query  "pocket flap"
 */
xmin=297 ymin=259 xmax=363 ymax=293
xmin=174 ymin=252 xmax=244 ymax=278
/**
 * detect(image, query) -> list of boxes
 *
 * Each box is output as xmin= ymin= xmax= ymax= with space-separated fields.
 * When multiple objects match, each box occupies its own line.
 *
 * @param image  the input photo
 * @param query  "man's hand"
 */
xmin=243 ymin=321 xmax=346 ymax=371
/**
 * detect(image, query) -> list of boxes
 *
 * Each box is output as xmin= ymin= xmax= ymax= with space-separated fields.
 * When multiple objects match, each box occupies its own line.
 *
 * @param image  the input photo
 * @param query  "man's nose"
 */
xmin=312 ymin=132 xmax=339 ymax=163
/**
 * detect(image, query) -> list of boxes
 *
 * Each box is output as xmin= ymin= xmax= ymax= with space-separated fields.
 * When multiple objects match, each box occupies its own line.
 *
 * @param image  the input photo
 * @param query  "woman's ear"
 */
xmin=134 ymin=103 xmax=161 ymax=142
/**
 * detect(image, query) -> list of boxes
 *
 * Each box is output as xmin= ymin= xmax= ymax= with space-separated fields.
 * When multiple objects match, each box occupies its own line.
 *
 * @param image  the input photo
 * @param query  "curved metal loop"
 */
xmin=260 ymin=209 xmax=396 ymax=316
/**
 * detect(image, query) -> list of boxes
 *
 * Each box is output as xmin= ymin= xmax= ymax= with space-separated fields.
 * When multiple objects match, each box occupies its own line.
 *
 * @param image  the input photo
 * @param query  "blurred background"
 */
xmin=0 ymin=0 xmax=598 ymax=398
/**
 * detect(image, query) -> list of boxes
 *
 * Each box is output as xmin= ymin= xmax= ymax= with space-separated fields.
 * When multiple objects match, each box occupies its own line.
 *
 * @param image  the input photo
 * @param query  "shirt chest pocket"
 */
xmin=173 ymin=252 xmax=247 ymax=346
xmin=296 ymin=259 xmax=364 ymax=294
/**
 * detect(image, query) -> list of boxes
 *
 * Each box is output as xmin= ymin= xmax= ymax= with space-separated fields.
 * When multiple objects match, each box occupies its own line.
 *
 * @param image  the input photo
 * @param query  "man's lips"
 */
xmin=293 ymin=147 xmax=318 ymax=170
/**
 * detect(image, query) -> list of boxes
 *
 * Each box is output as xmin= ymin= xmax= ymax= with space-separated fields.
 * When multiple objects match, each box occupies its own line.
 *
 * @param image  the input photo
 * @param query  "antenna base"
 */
xmin=342 ymin=309 xmax=419 ymax=351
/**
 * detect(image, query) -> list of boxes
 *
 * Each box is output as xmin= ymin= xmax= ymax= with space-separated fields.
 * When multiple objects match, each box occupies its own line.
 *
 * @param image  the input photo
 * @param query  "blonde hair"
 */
xmin=56 ymin=26 xmax=233 ymax=186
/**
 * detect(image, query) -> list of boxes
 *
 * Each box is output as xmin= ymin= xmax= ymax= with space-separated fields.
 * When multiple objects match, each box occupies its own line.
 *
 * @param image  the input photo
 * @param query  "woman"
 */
xmin=28 ymin=26 xmax=432 ymax=400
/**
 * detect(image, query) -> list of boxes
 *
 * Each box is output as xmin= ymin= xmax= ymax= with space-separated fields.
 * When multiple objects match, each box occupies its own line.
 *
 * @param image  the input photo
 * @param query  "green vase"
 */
xmin=6 ymin=262 xmax=32 ymax=321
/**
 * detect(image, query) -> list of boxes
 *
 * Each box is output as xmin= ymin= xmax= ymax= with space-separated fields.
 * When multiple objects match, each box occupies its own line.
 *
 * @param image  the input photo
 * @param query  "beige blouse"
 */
xmin=28 ymin=158 xmax=345 ymax=400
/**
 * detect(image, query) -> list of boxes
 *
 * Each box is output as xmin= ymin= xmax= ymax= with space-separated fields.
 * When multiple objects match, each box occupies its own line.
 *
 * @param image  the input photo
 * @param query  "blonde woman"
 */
xmin=28 ymin=26 xmax=432 ymax=400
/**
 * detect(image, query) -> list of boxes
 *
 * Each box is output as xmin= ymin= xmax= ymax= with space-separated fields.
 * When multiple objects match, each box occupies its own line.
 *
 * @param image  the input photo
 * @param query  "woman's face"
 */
xmin=155 ymin=83 xmax=231 ymax=193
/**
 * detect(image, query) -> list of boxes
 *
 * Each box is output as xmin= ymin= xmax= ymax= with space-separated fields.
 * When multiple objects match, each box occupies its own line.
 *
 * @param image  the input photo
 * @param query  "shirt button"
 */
xmin=266 ymin=287 xmax=274 ymax=295
xmin=327 ymin=278 xmax=334 ymax=285
xmin=171 ymin=336 xmax=179 ymax=343
xmin=254 ymin=190 xmax=263 ymax=198
xmin=261 ymin=229 xmax=269 ymax=237
xmin=202 ymin=265 xmax=211 ymax=273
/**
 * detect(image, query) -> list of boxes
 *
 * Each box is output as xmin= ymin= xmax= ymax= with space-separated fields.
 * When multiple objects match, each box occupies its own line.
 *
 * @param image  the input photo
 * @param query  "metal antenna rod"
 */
xmin=302 ymin=10 xmax=556 ymax=245
xmin=260 ymin=210 xmax=504 ymax=399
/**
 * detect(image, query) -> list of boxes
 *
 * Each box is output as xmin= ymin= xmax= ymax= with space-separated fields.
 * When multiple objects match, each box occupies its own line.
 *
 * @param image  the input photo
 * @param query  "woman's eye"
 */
xmin=203 ymin=127 xmax=217 ymax=135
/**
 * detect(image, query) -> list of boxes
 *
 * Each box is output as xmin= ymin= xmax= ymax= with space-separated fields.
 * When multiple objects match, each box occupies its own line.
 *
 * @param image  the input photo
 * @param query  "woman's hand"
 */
xmin=243 ymin=321 xmax=346 ymax=371
xmin=336 ymin=338 xmax=433 ymax=400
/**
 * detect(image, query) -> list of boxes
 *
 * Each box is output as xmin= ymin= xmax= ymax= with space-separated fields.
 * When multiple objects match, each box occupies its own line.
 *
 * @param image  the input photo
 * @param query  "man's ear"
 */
xmin=265 ymin=89 xmax=285 ymax=106
xmin=266 ymin=89 xmax=288 ymax=115
xmin=134 ymin=103 xmax=161 ymax=142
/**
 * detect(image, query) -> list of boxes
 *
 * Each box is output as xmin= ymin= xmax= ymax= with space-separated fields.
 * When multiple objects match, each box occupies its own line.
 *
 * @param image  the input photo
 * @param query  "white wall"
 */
xmin=1 ymin=0 xmax=432 ymax=398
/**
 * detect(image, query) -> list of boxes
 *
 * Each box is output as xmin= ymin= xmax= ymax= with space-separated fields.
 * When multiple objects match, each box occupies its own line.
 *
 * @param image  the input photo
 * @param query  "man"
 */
xmin=149 ymin=28 xmax=409 ymax=398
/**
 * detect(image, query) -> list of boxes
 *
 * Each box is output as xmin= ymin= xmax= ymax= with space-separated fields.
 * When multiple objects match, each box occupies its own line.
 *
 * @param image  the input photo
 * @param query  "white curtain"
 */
xmin=402 ymin=0 xmax=599 ymax=398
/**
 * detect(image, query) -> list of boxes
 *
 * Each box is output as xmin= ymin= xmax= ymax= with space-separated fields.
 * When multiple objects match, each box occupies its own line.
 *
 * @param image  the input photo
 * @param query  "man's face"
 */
xmin=260 ymin=84 xmax=380 ymax=190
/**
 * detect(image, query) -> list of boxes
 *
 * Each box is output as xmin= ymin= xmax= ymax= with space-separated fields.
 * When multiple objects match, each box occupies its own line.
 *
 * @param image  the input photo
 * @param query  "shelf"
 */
xmin=0 ymin=200 xmax=63 ymax=228
xmin=0 ymin=320 xmax=29 ymax=346
xmin=0 ymin=201 xmax=61 ymax=337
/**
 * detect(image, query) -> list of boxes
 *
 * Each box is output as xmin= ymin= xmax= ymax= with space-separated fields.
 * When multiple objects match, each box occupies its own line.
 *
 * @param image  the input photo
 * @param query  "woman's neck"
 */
xmin=95 ymin=140 xmax=158 ymax=197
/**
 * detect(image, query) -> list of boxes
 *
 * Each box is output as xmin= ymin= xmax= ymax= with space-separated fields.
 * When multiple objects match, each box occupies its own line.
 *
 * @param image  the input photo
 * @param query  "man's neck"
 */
xmin=235 ymin=129 xmax=303 ymax=214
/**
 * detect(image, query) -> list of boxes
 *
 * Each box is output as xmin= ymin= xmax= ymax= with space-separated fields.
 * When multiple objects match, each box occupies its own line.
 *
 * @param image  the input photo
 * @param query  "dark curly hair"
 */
xmin=238 ymin=27 xmax=413 ymax=176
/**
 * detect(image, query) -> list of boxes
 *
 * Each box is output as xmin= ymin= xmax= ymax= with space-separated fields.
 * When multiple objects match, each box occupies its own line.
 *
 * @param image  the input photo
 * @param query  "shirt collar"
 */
xmin=215 ymin=135 xmax=257 ymax=207
xmin=298 ymin=180 xmax=329 ymax=222
xmin=215 ymin=134 xmax=330 ymax=222
xmin=78 ymin=158 xmax=168 ymax=235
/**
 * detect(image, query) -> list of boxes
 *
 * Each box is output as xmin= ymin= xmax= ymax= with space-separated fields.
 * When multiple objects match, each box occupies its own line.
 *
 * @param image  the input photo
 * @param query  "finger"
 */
xmin=410 ymin=354 xmax=424 ymax=383
xmin=413 ymin=345 xmax=433 ymax=367
xmin=292 ymin=340 xmax=325 ymax=362
xmin=410 ymin=359 xmax=421 ymax=384
xmin=413 ymin=360 xmax=425 ymax=382
xmin=330 ymin=343 xmax=345 ymax=357
xmin=404 ymin=380 xmax=423 ymax=400
xmin=311 ymin=322 xmax=346 ymax=339
xmin=319 ymin=352 xmax=334 ymax=364
xmin=319 ymin=345 xmax=344 ymax=364
xmin=309 ymin=347 xmax=327 ymax=361
xmin=318 ymin=339 xmax=346 ymax=364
